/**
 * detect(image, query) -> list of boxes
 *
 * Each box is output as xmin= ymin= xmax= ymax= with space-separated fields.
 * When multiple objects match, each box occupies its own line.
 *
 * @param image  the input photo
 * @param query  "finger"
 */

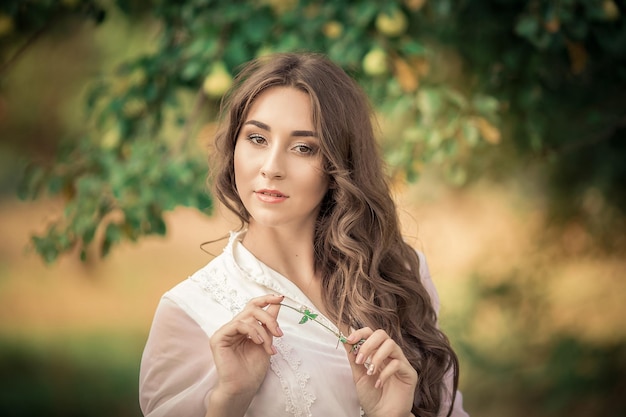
xmin=241 ymin=320 xmax=277 ymax=355
xmin=215 ymin=319 xmax=265 ymax=347
xmin=239 ymin=294 xmax=284 ymax=340
xmin=344 ymin=327 xmax=372 ymax=356
xmin=243 ymin=317 xmax=279 ymax=355
xmin=376 ymin=358 xmax=417 ymax=389
xmin=265 ymin=302 xmax=283 ymax=337
xmin=345 ymin=327 xmax=374 ymax=345
xmin=243 ymin=296 xmax=283 ymax=337
xmin=342 ymin=328 xmax=373 ymax=379
xmin=247 ymin=294 xmax=285 ymax=309
xmin=244 ymin=294 xmax=284 ymax=336
xmin=353 ymin=329 xmax=388 ymax=366
xmin=366 ymin=338 xmax=397 ymax=375
xmin=374 ymin=358 xmax=400 ymax=388
xmin=370 ymin=339 xmax=394 ymax=369
xmin=248 ymin=309 xmax=281 ymax=337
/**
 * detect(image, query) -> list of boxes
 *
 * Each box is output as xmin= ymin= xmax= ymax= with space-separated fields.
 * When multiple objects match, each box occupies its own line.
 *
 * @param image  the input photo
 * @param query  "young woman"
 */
xmin=139 ymin=52 xmax=469 ymax=417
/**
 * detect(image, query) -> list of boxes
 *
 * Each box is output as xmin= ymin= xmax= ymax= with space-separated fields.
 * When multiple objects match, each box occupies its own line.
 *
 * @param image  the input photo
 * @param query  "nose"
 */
xmin=260 ymin=146 xmax=285 ymax=179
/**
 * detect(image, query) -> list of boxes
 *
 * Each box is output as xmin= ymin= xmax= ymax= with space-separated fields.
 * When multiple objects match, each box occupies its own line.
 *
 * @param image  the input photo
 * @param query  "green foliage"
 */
xmin=17 ymin=137 xmax=212 ymax=261
xmin=452 ymin=0 xmax=626 ymax=224
xmin=2 ymin=0 xmax=625 ymax=261
xmin=0 ymin=336 xmax=141 ymax=417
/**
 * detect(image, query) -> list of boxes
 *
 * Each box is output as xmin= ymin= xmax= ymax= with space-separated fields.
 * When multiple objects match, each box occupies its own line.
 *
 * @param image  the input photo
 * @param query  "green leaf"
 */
xmin=515 ymin=14 xmax=540 ymax=40
xmin=472 ymin=95 xmax=499 ymax=116
xmin=242 ymin=11 xmax=274 ymax=44
xmin=33 ymin=233 xmax=59 ymax=264
xmin=406 ymin=165 xmax=419 ymax=183
xmin=462 ymin=119 xmax=480 ymax=147
xmin=298 ymin=309 xmax=319 ymax=324
xmin=416 ymin=87 xmax=443 ymax=124
xmin=352 ymin=1 xmax=378 ymax=27
xmin=17 ymin=164 xmax=45 ymax=200
xmin=181 ymin=60 xmax=204 ymax=81
xmin=102 ymin=223 xmax=122 ymax=257
xmin=399 ymin=39 xmax=426 ymax=56
xmin=151 ymin=213 xmax=167 ymax=236
xmin=304 ymin=309 xmax=318 ymax=320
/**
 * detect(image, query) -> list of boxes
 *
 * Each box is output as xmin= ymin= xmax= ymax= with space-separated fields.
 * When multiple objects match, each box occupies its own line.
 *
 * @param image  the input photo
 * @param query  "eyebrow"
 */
xmin=244 ymin=120 xmax=318 ymax=137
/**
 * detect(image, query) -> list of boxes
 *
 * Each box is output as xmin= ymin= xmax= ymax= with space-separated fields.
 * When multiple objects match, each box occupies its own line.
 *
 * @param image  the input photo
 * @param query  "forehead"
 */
xmin=244 ymin=86 xmax=313 ymax=126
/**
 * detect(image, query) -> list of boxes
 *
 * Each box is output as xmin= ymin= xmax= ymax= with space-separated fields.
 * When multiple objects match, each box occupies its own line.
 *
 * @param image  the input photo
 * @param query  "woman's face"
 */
xmin=234 ymin=86 xmax=329 ymax=232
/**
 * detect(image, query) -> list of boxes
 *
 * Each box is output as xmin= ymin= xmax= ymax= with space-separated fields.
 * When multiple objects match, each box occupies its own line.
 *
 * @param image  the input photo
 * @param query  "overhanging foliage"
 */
xmin=1 ymin=0 xmax=624 ymax=262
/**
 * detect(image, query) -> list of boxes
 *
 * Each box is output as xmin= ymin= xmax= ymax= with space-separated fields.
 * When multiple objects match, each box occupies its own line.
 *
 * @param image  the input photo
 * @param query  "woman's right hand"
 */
xmin=209 ymin=294 xmax=284 ymax=401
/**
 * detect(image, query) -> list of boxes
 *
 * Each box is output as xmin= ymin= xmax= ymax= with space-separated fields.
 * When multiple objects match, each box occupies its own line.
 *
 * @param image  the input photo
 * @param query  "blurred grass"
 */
xmin=0 ymin=332 xmax=143 ymax=417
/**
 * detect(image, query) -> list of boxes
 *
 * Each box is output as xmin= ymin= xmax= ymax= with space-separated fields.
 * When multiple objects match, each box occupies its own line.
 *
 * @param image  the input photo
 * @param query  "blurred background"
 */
xmin=1 ymin=0 xmax=625 ymax=416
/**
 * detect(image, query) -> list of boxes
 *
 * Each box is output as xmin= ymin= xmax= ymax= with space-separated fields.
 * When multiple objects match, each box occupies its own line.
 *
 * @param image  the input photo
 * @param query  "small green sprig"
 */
xmin=280 ymin=303 xmax=365 ymax=351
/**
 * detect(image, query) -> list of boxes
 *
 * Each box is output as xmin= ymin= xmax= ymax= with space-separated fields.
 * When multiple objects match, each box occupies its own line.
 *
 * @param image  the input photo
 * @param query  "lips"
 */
xmin=255 ymin=189 xmax=288 ymax=198
xmin=253 ymin=189 xmax=289 ymax=203
xmin=257 ymin=191 xmax=285 ymax=197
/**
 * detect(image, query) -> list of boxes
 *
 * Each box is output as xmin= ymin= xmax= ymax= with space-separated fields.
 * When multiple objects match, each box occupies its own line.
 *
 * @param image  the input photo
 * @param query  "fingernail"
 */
xmin=375 ymin=378 xmax=381 ymax=389
xmin=271 ymin=345 xmax=278 ymax=355
xmin=356 ymin=353 xmax=364 ymax=364
xmin=276 ymin=326 xmax=284 ymax=337
xmin=257 ymin=335 xmax=264 ymax=344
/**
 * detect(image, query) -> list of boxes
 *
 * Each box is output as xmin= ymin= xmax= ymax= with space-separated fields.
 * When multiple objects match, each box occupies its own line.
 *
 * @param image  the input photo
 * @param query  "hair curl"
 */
xmin=210 ymin=52 xmax=459 ymax=417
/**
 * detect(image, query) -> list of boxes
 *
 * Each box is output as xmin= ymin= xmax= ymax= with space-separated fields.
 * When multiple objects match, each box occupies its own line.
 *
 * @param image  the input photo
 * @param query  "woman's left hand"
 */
xmin=343 ymin=328 xmax=418 ymax=417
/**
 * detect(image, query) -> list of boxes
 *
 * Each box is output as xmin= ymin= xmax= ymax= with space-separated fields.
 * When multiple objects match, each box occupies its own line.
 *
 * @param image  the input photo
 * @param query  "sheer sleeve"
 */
xmin=417 ymin=252 xmax=470 ymax=417
xmin=139 ymin=298 xmax=216 ymax=417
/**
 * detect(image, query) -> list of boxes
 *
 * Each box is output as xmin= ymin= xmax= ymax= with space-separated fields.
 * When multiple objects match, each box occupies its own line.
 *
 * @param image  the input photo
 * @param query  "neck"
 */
xmin=242 ymin=224 xmax=324 ymax=309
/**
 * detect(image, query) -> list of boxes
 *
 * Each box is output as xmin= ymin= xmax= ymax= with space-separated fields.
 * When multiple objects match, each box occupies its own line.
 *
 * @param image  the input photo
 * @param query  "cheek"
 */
xmin=309 ymin=171 xmax=329 ymax=199
xmin=233 ymin=142 xmax=249 ymax=177
xmin=316 ymin=163 xmax=330 ymax=191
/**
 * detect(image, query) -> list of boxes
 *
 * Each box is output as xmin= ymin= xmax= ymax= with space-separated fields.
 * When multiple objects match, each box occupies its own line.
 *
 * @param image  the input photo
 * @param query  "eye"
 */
xmin=247 ymin=134 xmax=267 ymax=146
xmin=293 ymin=143 xmax=317 ymax=155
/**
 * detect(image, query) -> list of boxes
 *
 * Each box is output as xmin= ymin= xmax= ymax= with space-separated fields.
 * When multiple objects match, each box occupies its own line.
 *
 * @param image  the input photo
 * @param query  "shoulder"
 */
xmin=160 ymin=251 xmax=237 ymax=333
xmin=165 ymin=251 xmax=227 ymax=300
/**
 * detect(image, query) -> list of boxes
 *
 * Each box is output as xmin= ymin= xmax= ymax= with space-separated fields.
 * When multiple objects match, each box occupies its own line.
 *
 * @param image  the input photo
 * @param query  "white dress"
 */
xmin=139 ymin=230 xmax=469 ymax=417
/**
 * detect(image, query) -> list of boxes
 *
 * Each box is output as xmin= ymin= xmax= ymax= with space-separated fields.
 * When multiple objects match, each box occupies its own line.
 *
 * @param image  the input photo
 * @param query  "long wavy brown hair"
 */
xmin=210 ymin=52 xmax=459 ymax=417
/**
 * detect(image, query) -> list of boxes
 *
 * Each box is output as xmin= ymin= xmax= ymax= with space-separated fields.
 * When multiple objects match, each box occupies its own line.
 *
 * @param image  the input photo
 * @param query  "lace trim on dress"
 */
xmin=189 ymin=266 xmax=247 ymax=315
xmin=271 ymin=338 xmax=315 ymax=417
xmin=225 ymin=233 xmax=301 ymax=302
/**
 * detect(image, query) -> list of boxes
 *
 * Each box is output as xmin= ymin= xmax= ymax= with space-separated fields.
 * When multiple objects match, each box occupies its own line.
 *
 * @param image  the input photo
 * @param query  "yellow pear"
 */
xmin=362 ymin=48 xmax=389 ymax=76
xmin=375 ymin=9 xmax=408 ymax=37
xmin=203 ymin=62 xmax=233 ymax=98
